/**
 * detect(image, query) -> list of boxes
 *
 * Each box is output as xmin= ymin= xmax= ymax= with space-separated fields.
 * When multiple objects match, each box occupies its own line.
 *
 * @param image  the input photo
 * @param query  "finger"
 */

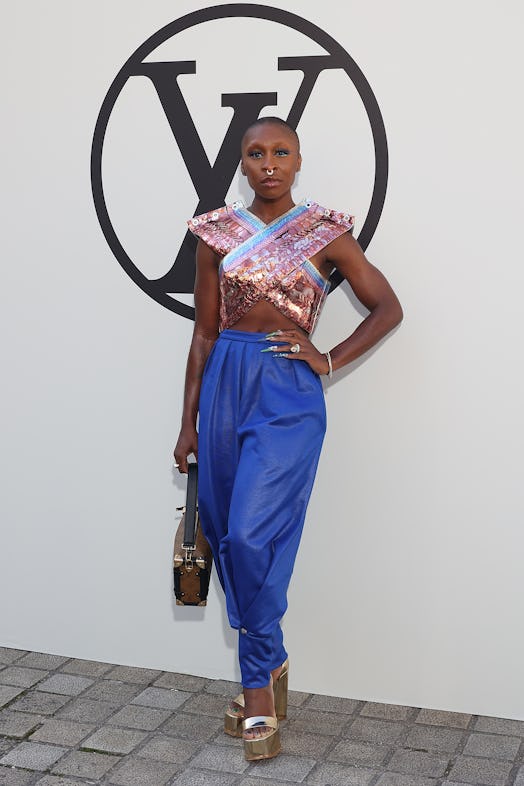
xmin=175 ymin=455 xmax=189 ymax=474
xmin=264 ymin=339 xmax=311 ymax=352
xmin=266 ymin=328 xmax=300 ymax=337
xmin=272 ymin=351 xmax=307 ymax=360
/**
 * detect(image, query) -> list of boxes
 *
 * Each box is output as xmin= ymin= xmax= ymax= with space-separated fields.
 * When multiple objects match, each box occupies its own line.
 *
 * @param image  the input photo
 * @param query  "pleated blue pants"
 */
xmin=198 ymin=329 xmax=326 ymax=688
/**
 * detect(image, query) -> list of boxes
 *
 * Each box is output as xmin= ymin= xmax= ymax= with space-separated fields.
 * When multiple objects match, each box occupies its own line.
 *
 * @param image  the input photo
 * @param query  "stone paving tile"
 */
xmin=9 ymin=692 xmax=71 ymax=716
xmin=105 ymin=665 xmax=162 ymax=684
xmin=360 ymin=702 xmax=413 ymax=721
xmin=462 ymin=729 xmax=521 ymax=759
xmin=287 ymin=709 xmax=350 ymax=737
xmin=179 ymin=693 xmax=228 ymax=718
xmin=237 ymin=779 xmax=294 ymax=786
xmin=34 ymin=777 xmax=86 ymax=786
xmin=211 ymin=729 xmax=242 ymax=748
xmin=345 ymin=717 xmax=405 ymax=745
xmin=447 ymin=754 xmax=514 ymax=785
xmin=385 ymin=748 xmax=450 ymax=778
xmin=374 ymin=774 xmax=438 ymax=786
xmin=0 ymin=667 xmax=48 ymax=689
xmin=0 ymin=650 xmax=27 ymax=665
xmin=16 ymin=653 xmax=70 ymax=671
xmin=279 ymin=730 xmax=333 ymax=758
xmin=51 ymin=749 xmax=120 ymax=779
xmin=474 ymin=714 xmax=524 ymax=736
xmin=107 ymin=755 xmax=178 ymax=785
xmin=0 ymin=710 xmax=43 ymax=738
xmin=305 ymin=761 xmax=376 ymax=785
xmin=0 ymin=738 xmax=17 ymax=757
xmin=131 ymin=687 xmax=191 ymax=711
xmin=81 ymin=726 xmax=148 ymax=754
xmin=189 ymin=743 xmax=250 ymax=774
xmin=414 ymin=708 xmax=472 ymax=728
xmin=306 ymin=694 xmax=359 ymax=715
xmin=154 ymin=672 xmax=210 ymax=692
xmin=328 ymin=738 xmax=390 ymax=766
xmin=109 ymin=704 xmax=171 ymax=731
xmin=29 ymin=718 xmax=94 ymax=746
xmin=137 ymin=733 xmax=200 ymax=764
xmin=37 ymin=674 xmax=93 ymax=696
xmin=204 ymin=679 xmax=242 ymax=698
xmin=405 ymin=723 xmax=464 ymax=753
xmin=172 ymin=770 xmax=237 ymax=786
xmin=0 ymin=741 xmax=68 ymax=770
xmin=161 ymin=711 xmax=224 ymax=740
xmin=55 ymin=697 xmax=120 ymax=723
xmin=60 ymin=658 xmax=114 ymax=677
xmin=83 ymin=679 xmax=142 ymax=705
xmin=0 ymin=767 xmax=35 ymax=785
xmin=0 ymin=687 xmax=24 ymax=709
xmin=287 ymin=690 xmax=311 ymax=708
xmin=246 ymin=752 xmax=317 ymax=781
xmin=440 ymin=781 xmax=494 ymax=786
xmin=514 ymin=762 xmax=524 ymax=785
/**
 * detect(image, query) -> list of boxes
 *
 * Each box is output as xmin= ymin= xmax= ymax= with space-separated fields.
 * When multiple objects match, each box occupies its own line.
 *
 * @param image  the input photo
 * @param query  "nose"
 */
xmin=261 ymin=155 xmax=275 ymax=171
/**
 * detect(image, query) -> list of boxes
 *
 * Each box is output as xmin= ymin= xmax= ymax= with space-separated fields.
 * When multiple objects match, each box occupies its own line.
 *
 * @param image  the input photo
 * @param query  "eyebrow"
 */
xmin=245 ymin=140 xmax=293 ymax=148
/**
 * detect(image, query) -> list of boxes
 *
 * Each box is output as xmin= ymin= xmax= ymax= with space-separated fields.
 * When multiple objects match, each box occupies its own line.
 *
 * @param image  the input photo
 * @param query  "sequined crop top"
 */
xmin=187 ymin=199 xmax=355 ymax=333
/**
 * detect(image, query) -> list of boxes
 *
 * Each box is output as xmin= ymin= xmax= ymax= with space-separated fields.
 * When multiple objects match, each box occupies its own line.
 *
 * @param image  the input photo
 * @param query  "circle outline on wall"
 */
xmin=91 ymin=3 xmax=388 ymax=320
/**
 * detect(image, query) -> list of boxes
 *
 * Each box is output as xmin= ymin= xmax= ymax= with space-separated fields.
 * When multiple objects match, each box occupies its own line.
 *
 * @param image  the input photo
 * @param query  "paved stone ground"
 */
xmin=1 ymin=647 xmax=523 ymax=786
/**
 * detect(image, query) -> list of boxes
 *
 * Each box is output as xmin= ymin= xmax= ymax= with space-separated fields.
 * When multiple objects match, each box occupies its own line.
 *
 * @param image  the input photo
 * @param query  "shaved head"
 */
xmin=241 ymin=117 xmax=300 ymax=150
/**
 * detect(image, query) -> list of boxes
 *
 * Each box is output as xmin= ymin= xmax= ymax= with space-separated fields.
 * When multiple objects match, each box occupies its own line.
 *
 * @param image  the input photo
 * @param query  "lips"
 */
xmin=261 ymin=177 xmax=281 ymax=186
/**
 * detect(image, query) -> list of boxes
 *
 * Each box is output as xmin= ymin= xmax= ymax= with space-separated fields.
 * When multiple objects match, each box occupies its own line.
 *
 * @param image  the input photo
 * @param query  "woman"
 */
xmin=174 ymin=117 xmax=402 ymax=761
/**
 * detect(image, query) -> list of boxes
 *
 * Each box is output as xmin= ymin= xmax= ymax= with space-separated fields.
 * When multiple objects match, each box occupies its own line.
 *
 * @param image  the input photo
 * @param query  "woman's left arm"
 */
xmin=275 ymin=232 xmax=403 ymax=374
xmin=322 ymin=231 xmax=403 ymax=372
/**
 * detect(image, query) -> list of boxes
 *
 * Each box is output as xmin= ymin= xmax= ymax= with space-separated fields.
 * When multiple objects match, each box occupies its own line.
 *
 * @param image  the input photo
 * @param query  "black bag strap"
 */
xmin=183 ymin=462 xmax=198 ymax=548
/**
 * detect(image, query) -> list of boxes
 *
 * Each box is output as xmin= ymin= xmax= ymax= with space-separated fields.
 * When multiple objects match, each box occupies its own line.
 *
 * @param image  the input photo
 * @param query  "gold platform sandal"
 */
xmin=242 ymin=715 xmax=281 ymax=761
xmin=224 ymin=659 xmax=289 ymax=737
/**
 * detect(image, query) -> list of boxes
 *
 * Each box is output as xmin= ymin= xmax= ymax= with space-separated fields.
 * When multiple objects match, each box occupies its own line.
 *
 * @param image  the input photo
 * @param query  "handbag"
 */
xmin=173 ymin=462 xmax=213 ymax=606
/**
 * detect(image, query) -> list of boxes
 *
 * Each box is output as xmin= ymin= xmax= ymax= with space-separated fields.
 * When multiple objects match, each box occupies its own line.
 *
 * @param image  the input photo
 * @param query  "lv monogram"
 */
xmin=135 ymin=55 xmax=345 ymax=295
xmin=91 ymin=6 xmax=387 ymax=320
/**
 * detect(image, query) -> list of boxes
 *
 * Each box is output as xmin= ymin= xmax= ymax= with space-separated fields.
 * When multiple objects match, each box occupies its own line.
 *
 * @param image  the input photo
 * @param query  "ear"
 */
xmin=296 ymin=152 xmax=302 ymax=173
xmin=240 ymin=162 xmax=246 ymax=176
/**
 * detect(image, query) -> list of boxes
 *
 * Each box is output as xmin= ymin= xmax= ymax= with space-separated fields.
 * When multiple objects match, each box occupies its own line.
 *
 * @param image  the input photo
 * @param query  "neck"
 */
xmin=248 ymin=194 xmax=295 ymax=223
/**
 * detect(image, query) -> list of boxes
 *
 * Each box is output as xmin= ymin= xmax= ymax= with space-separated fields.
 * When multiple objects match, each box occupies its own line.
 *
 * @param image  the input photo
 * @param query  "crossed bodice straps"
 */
xmin=187 ymin=199 xmax=355 ymax=333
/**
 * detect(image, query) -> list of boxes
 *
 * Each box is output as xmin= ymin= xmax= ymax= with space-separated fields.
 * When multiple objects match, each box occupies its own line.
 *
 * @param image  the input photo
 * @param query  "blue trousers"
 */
xmin=198 ymin=329 xmax=326 ymax=688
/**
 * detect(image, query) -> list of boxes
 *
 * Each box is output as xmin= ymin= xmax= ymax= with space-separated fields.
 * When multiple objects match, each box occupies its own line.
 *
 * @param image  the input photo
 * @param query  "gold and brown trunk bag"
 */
xmin=173 ymin=462 xmax=212 ymax=606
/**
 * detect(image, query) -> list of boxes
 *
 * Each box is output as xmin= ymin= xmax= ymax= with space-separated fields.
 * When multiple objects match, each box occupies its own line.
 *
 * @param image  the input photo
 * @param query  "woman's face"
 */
xmin=240 ymin=123 xmax=302 ymax=199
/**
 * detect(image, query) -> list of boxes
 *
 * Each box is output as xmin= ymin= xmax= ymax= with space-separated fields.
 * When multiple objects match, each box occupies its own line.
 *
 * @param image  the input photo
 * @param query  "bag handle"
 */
xmin=183 ymin=462 xmax=198 ymax=548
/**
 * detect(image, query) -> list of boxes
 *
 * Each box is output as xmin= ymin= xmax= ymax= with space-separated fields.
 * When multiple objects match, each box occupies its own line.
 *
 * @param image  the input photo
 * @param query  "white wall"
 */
xmin=2 ymin=1 xmax=523 ymax=720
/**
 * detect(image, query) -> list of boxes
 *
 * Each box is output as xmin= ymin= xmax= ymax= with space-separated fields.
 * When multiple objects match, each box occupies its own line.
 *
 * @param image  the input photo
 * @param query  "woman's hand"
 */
xmin=173 ymin=424 xmax=198 ymax=474
xmin=263 ymin=328 xmax=329 ymax=375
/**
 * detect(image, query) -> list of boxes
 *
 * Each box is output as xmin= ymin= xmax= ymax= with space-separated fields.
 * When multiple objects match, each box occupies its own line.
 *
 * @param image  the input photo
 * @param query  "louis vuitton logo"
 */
xmin=133 ymin=55 xmax=345 ymax=294
xmin=91 ymin=5 xmax=387 ymax=320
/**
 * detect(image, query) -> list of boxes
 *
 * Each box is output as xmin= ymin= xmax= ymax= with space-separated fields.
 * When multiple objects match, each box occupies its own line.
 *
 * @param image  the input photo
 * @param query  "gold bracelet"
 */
xmin=324 ymin=351 xmax=333 ymax=379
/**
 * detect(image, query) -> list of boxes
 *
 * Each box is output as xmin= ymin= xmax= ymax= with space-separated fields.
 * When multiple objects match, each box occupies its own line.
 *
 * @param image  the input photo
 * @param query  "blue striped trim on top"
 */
xmin=221 ymin=202 xmax=310 ymax=271
xmin=303 ymin=258 xmax=330 ymax=289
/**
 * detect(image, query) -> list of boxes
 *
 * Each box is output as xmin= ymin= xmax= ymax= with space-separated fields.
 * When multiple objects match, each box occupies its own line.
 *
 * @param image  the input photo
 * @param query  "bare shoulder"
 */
xmin=196 ymin=237 xmax=221 ymax=268
xmin=324 ymin=231 xmax=369 ymax=272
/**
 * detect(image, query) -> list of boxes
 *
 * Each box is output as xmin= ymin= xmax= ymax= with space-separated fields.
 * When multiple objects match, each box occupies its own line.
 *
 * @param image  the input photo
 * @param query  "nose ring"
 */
xmin=265 ymin=168 xmax=274 ymax=176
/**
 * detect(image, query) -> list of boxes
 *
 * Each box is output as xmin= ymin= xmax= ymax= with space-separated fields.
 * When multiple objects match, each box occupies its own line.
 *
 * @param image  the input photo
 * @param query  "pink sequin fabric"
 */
xmin=187 ymin=199 xmax=355 ymax=333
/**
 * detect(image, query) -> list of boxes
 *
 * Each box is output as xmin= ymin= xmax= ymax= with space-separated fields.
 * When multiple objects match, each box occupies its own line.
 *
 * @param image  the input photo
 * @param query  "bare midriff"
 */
xmin=229 ymin=299 xmax=309 ymax=337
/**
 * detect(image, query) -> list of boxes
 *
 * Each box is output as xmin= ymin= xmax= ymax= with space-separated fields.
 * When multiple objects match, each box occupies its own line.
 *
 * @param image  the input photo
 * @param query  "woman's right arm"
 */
xmin=173 ymin=239 xmax=220 ymax=474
